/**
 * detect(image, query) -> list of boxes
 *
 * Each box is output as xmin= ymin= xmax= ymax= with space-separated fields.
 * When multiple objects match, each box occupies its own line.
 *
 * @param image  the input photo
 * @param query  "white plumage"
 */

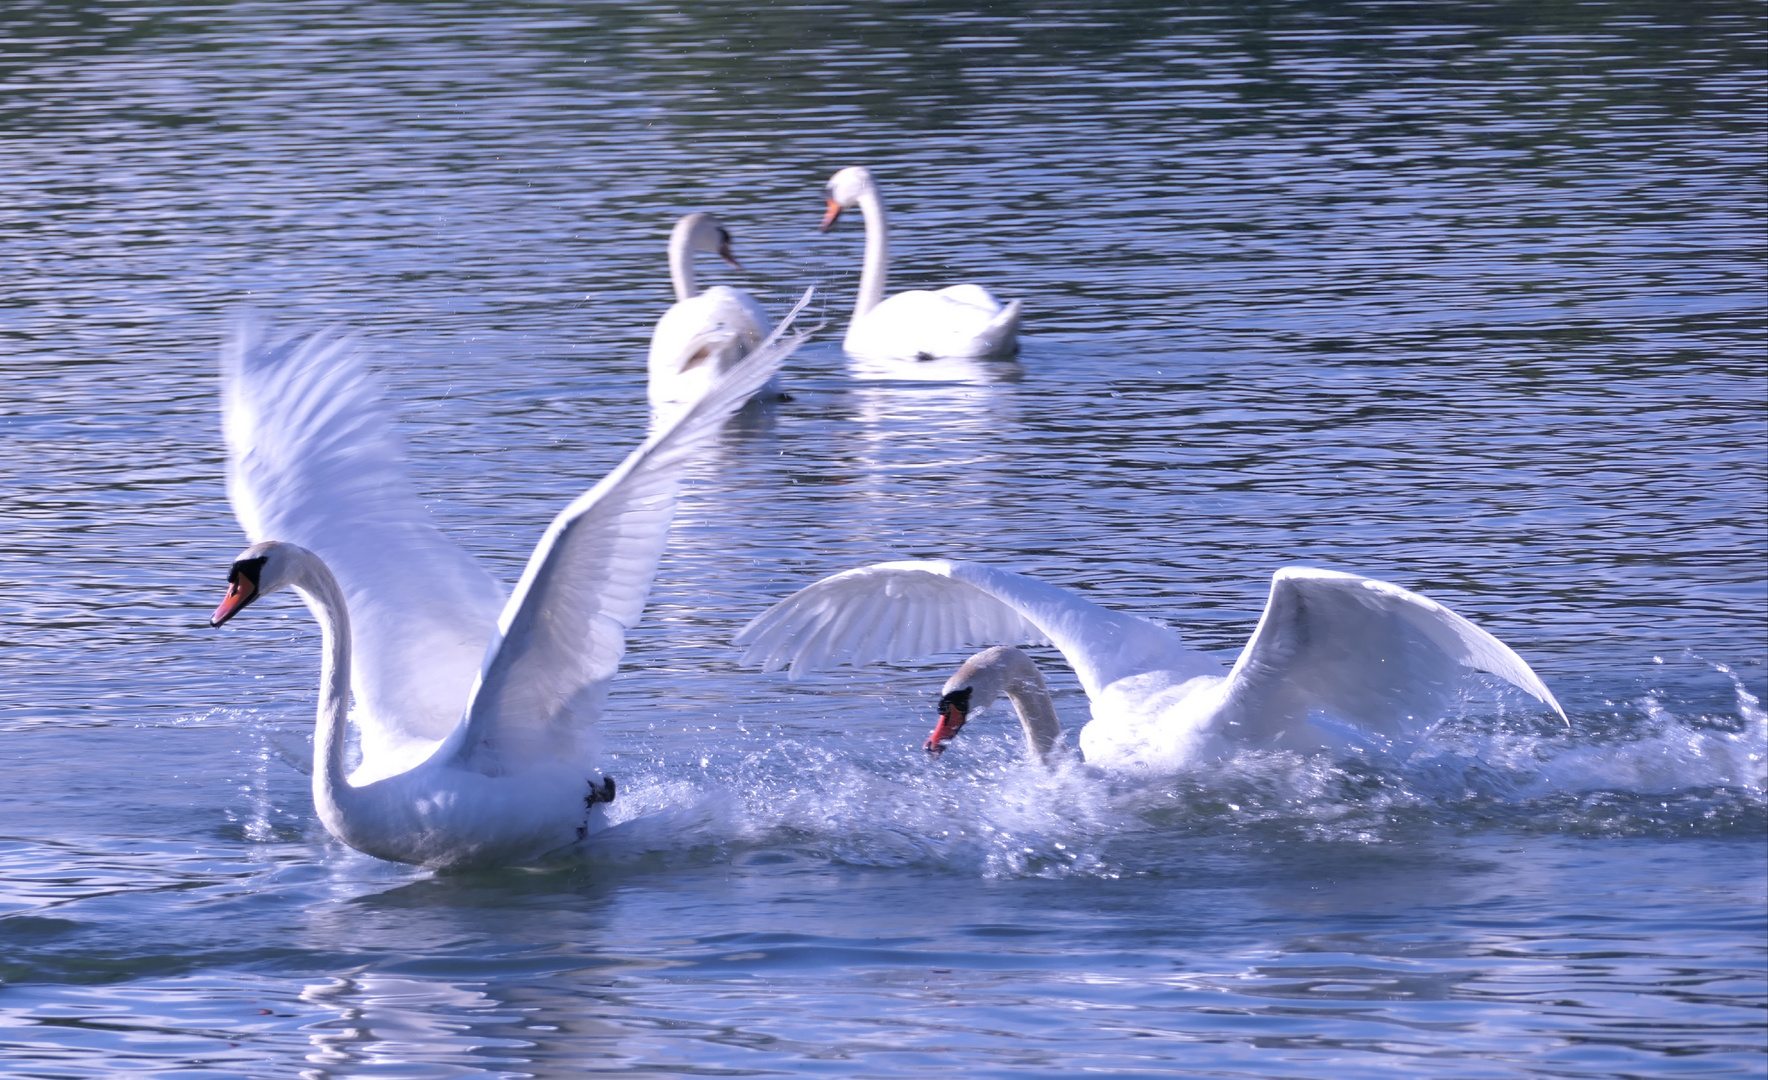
xmin=213 ymin=291 xmax=813 ymax=867
xmin=647 ymin=212 xmax=778 ymax=414
xmin=736 ymin=560 xmax=1566 ymax=771
xmin=820 ymin=166 xmax=1022 ymax=362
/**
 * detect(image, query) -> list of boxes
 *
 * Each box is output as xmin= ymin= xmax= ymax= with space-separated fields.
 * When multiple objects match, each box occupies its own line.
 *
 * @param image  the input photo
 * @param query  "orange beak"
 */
xmin=717 ymin=241 xmax=742 ymax=270
xmin=210 ymin=575 xmax=256 ymax=627
xmin=925 ymin=702 xmax=967 ymax=755
xmin=818 ymin=199 xmax=842 ymax=232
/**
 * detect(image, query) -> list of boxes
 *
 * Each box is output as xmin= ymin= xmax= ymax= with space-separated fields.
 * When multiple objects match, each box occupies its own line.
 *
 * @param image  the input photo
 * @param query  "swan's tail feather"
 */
xmin=981 ymin=299 xmax=1023 ymax=358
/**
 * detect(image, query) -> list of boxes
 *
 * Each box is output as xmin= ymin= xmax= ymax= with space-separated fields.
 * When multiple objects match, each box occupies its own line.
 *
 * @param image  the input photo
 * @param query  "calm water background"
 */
xmin=2 ymin=2 xmax=1764 ymax=1076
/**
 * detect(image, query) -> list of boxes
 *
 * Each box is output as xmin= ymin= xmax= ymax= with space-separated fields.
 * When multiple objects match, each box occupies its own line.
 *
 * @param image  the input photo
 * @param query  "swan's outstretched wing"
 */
xmin=734 ymin=560 xmax=1195 ymax=698
xmin=1214 ymin=567 xmax=1567 ymax=743
xmin=452 ymin=289 xmax=815 ymax=774
xmin=223 ymin=316 xmax=506 ymax=768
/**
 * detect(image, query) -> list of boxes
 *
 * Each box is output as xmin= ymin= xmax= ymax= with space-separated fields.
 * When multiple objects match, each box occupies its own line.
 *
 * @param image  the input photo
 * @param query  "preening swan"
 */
xmin=648 ymin=213 xmax=777 ymax=412
xmin=212 ymin=291 xmax=813 ymax=868
xmin=820 ymin=166 xmax=1022 ymax=362
xmin=736 ymin=561 xmax=1566 ymax=772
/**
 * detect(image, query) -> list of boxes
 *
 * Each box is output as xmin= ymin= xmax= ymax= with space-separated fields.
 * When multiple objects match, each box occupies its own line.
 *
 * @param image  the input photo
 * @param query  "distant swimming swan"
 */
xmin=211 ymin=292 xmax=811 ymax=868
xmin=736 ymin=561 xmax=1566 ymax=772
xmin=648 ymin=212 xmax=777 ymax=412
xmin=820 ymin=166 xmax=1021 ymax=362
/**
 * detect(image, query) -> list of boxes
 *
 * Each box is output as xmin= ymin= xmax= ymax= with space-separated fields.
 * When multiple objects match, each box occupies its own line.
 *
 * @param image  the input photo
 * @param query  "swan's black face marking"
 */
xmin=925 ymin=687 xmax=972 ymax=755
xmin=716 ymin=228 xmax=741 ymax=269
xmin=210 ymin=556 xmax=267 ymax=628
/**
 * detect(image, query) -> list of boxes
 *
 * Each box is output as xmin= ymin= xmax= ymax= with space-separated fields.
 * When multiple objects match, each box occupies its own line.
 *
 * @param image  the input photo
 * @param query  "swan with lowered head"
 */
xmin=928 ymin=645 xmax=1063 ymax=764
xmin=736 ymin=560 xmax=1566 ymax=772
xmin=820 ymin=166 xmax=1021 ymax=363
xmin=212 ymin=291 xmax=812 ymax=868
xmin=648 ymin=212 xmax=778 ymax=412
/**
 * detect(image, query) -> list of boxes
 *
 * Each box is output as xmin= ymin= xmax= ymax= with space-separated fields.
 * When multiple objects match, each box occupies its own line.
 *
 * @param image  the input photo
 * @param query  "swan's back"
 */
xmin=648 ymin=286 xmax=770 ymax=407
xmin=846 ymin=286 xmax=1020 ymax=361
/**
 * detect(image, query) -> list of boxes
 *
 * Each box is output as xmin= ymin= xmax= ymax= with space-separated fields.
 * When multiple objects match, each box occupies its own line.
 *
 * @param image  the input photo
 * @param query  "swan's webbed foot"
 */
xmin=586 ymin=775 xmax=616 ymax=808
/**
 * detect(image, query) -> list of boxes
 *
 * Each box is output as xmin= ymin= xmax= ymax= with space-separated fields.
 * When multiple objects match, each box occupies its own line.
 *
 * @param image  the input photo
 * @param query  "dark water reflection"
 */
xmin=0 ymin=1 xmax=1763 ymax=1077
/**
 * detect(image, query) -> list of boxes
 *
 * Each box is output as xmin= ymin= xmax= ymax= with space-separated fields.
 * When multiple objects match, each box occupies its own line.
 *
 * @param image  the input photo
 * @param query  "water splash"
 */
xmin=556 ymin=659 xmax=1766 ymax=877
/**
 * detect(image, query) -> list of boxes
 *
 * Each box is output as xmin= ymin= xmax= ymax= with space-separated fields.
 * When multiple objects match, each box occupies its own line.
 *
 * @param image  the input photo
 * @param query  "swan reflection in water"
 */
xmin=300 ymin=972 xmax=520 ymax=1072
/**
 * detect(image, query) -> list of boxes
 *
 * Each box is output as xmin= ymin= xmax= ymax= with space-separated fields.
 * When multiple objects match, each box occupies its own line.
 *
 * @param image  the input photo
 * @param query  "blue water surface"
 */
xmin=0 ymin=2 xmax=1763 ymax=1076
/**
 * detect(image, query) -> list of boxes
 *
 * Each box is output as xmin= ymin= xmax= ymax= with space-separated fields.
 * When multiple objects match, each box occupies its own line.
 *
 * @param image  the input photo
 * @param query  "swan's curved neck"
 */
xmin=953 ymin=646 xmax=1062 ymax=764
xmin=667 ymin=223 xmax=700 ymax=303
xmin=285 ymin=548 xmax=359 ymax=828
xmin=1004 ymin=680 xmax=1062 ymax=764
xmin=853 ymin=185 xmax=889 ymax=319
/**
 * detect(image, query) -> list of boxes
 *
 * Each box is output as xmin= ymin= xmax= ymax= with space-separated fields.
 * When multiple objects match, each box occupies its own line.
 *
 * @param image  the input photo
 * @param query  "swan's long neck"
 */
xmin=1004 ymin=680 xmax=1062 ymax=764
xmin=285 ymin=548 xmax=360 ymax=829
xmin=853 ymin=185 xmax=889 ymax=319
xmin=951 ymin=646 xmax=1062 ymax=764
xmin=667 ymin=221 xmax=700 ymax=303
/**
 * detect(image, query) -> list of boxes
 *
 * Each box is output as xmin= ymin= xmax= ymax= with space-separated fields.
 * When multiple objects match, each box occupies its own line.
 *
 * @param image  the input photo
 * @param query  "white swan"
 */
xmin=735 ymin=561 xmax=1567 ymax=772
xmin=820 ymin=166 xmax=1022 ymax=362
xmin=648 ymin=212 xmax=777 ymax=412
xmin=211 ymin=291 xmax=812 ymax=868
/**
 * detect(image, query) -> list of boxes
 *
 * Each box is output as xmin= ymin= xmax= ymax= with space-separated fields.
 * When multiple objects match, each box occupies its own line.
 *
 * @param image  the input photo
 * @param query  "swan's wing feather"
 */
xmin=734 ymin=560 xmax=1190 ymax=697
xmin=454 ymin=290 xmax=815 ymax=774
xmin=1215 ymin=567 xmax=1566 ymax=743
xmin=733 ymin=562 xmax=1040 ymax=675
xmin=222 ymin=316 xmax=506 ymax=765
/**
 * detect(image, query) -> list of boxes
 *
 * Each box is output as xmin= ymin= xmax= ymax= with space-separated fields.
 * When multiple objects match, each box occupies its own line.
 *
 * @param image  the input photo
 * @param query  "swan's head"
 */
xmin=820 ymin=166 xmax=876 ymax=231
xmin=926 ymin=685 xmax=972 ymax=755
xmin=924 ymin=646 xmax=1027 ymax=755
xmin=674 ymin=212 xmax=741 ymax=268
xmin=210 ymin=540 xmax=298 ymax=627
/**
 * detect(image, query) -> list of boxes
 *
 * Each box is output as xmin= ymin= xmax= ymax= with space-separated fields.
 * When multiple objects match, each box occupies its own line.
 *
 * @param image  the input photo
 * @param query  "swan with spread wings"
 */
xmin=211 ymin=293 xmax=811 ymax=867
xmin=736 ymin=560 xmax=1566 ymax=771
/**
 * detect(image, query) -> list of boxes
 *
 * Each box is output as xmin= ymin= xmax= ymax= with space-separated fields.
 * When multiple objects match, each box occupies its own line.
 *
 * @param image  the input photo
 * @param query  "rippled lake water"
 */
xmin=2 ymin=2 xmax=1764 ymax=1076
